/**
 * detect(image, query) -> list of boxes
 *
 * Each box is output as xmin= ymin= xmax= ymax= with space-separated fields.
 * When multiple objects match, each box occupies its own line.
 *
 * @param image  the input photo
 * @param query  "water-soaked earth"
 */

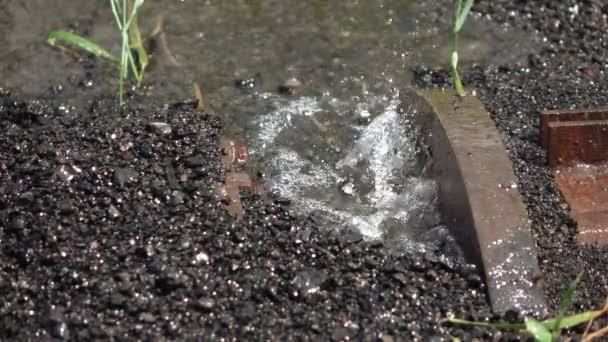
xmin=1 ymin=0 xmax=608 ymax=340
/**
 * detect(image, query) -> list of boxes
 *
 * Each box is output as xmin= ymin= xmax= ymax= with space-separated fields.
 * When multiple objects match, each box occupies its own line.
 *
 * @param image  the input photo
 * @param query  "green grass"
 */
xmin=443 ymin=273 xmax=608 ymax=341
xmin=452 ymin=0 xmax=473 ymax=96
xmin=47 ymin=0 xmax=148 ymax=104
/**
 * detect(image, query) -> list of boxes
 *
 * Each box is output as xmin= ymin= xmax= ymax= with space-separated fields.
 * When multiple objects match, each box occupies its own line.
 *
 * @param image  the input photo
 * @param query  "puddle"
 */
xmin=0 ymin=0 xmax=539 ymax=108
xmin=0 ymin=0 xmax=540 ymax=260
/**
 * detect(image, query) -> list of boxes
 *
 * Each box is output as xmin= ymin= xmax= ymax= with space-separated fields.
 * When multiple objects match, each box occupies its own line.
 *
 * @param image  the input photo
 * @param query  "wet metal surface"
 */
xmin=541 ymin=108 xmax=608 ymax=167
xmin=555 ymin=165 xmax=608 ymax=244
xmin=414 ymin=89 xmax=547 ymax=315
xmin=541 ymin=108 xmax=608 ymax=244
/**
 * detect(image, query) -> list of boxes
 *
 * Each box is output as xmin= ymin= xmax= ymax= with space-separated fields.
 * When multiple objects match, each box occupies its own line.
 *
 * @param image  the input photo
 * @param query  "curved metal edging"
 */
xmin=404 ymin=89 xmax=548 ymax=316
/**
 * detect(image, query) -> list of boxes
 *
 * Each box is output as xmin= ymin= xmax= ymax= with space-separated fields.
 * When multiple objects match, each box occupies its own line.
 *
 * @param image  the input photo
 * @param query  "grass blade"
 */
xmin=454 ymin=0 xmax=474 ymax=33
xmin=545 ymin=310 xmax=605 ymax=330
xmin=525 ymin=317 xmax=552 ymax=342
xmin=128 ymin=0 xmax=148 ymax=86
xmin=441 ymin=318 xmax=525 ymax=330
xmin=47 ymin=30 xmax=119 ymax=65
xmin=553 ymin=272 xmax=584 ymax=339
xmin=444 ymin=309 xmax=605 ymax=331
xmin=451 ymin=51 xmax=464 ymax=96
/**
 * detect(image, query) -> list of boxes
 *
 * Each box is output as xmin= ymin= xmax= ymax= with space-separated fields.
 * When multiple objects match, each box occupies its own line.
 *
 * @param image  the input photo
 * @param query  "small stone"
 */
xmin=277 ymin=78 xmax=302 ymax=95
xmin=467 ymin=273 xmax=482 ymax=287
xmin=185 ymin=155 xmax=205 ymax=167
xmin=56 ymin=165 xmax=82 ymax=183
xmin=139 ymin=312 xmax=156 ymax=323
xmin=113 ymin=168 xmax=138 ymax=187
xmin=381 ymin=335 xmax=396 ymax=342
xmin=342 ymin=228 xmax=363 ymax=244
xmin=235 ymin=301 xmax=256 ymax=323
xmin=191 ymin=298 xmax=215 ymax=312
xmin=107 ymin=205 xmax=121 ymax=219
xmin=155 ymin=269 xmax=186 ymax=293
xmin=169 ymin=191 xmax=186 ymax=206
xmin=274 ymin=197 xmax=291 ymax=205
xmin=7 ymin=216 xmax=25 ymax=232
xmin=392 ymin=273 xmax=408 ymax=285
xmin=194 ymin=252 xmax=209 ymax=264
xmin=425 ymin=270 xmax=439 ymax=281
xmin=147 ymin=122 xmax=172 ymax=135
xmin=58 ymin=200 xmax=76 ymax=215
xmin=109 ymin=293 xmax=125 ymax=308
xmin=139 ymin=144 xmax=153 ymax=158
xmin=331 ymin=327 xmax=353 ymax=342
xmin=341 ymin=181 xmax=355 ymax=196
xmin=273 ymin=220 xmax=291 ymax=231
xmin=292 ymin=270 xmax=328 ymax=297
xmin=52 ymin=322 xmax=70 ymax=340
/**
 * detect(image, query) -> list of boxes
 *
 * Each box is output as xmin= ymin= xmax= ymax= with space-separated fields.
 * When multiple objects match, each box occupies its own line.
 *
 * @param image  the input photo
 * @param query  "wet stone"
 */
xmin=7 ymin=215 xmax=25 ymax=232
xmin=55 ymin=165 xmax=82 ymax=183
xmin=109 ymin=293 xmax=126 ymax=308
xmin=191 ymin=298 xmax=215 ymax=312
xmin=169 ymin=191 xmax=186 ymax=206
xmin=147 ymin=122 xmax=172 ymax=135
xmin=185 ymin=155 xmax=205 ymax=168
xmin=331 ymin=326 xmax=357 ymax=342
xmin=138 ymin=143 xmax=154 ymax=158
xmin=193 ymin=252 xmax=209 ymax=264
xmin=277 ymin=78 xmax=302 ymax=96
xmin=107 ymin=205 xmax=121 ymax=219
xmin=57 ymin=200 xmax=76 ymax=215
xmin=292 ymin=270 xmax=328 ymax=298
xmin=52 ymin=321 xmax=70 ymax=340
xmin=17 ymin=191 xmax=34 ymax=205
xmin=235 ymin=301 xmax=256 ymax=323
xmin=139 ymin=312 xmax=156 ymax=323
xmin=155 ymin=269 xmax=186 ymax=293
xmin=274 ymin=196 xmax=291 ymax=205
xmin=273 ymin=220 xmax=291 ymax=231
xmin=113 ymin=167 xmax=138 ymax=188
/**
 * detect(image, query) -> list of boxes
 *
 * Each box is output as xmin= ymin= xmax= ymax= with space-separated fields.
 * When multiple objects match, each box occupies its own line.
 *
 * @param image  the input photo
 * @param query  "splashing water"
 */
xmin=250 ymin=90 xmax=454 ymax=253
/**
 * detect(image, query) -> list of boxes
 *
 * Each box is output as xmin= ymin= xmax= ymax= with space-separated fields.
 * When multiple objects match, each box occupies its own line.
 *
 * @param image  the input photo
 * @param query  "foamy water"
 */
xmin=249 ymin=90 xmax=444 ymax=250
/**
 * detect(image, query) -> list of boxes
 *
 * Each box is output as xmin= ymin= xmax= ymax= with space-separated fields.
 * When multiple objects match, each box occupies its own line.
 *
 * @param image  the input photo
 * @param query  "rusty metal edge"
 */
xmin=546 ymin=120 xmax=608 ymax=167
xmin=406 ymin=89 xmax=548 ymax=316
xmin=541 ymin=107 xmax=608 ymax=150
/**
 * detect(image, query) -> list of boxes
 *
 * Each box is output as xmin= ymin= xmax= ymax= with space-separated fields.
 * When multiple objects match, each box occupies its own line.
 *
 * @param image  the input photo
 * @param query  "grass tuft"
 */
xmin=442 ymin=273 xmax=608 ymax=341
xmin=452 ymin=0 xmax=473 ymax=96
xmin=47 ymin=0 xmax=149 ymax=104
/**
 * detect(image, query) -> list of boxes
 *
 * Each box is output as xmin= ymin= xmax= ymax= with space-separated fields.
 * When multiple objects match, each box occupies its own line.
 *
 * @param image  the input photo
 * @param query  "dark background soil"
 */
xmin=2 ymin=0 xmax=608 ymax=340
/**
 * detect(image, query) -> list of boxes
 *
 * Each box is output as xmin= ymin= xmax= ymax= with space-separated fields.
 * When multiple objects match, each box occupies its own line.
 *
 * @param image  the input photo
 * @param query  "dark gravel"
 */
xmin=2 ymin=0 xmax=608 ymax=340
xmin=0 ymin=97 xmax=501 ymax=341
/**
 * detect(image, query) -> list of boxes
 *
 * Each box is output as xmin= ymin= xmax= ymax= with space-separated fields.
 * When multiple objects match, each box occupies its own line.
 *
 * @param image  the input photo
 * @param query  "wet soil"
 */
xmin=1 ymin=0 xmax=608 ymax=341
xmin=0 ymin=97 xmax=495 ymax=340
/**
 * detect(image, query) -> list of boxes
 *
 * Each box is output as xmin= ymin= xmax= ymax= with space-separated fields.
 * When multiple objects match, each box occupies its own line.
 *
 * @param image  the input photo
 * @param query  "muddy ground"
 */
xmin=2 ymin=0 xmax=608 ymax=341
